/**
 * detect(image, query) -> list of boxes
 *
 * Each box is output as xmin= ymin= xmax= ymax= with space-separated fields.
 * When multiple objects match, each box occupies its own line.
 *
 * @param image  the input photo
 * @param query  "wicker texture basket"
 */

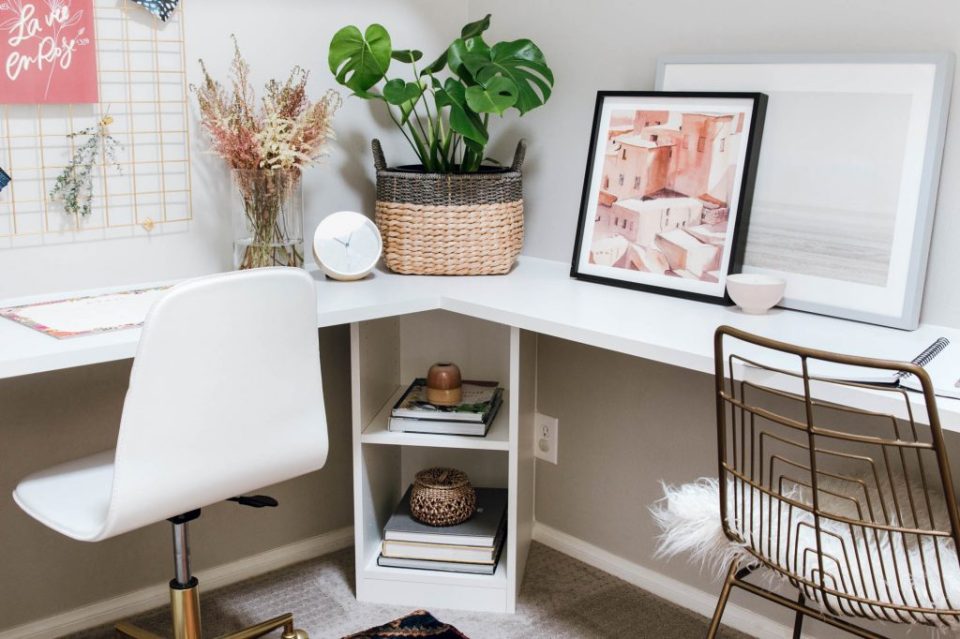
xmin=409 ymin=467 xmax=477 ymax=527
xmin=373 ymin=139 xmax=525 ymax=276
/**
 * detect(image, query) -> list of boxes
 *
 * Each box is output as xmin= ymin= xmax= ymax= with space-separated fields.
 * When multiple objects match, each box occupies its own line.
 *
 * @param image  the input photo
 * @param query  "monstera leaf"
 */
xmin=383 ymin=79 xmax=424 ymax=124
xmin=465 ymin=76 xmax=518 ymax=115
xmin=461 ymin=14 xmax=491 ymax=39
xmin=466 ymin=39 xmax=554 ymax=115
xmin=447 ymin=35 xmax=490 ymax=84
xmin=434 ymin=79 xmax=487 ymax=146
xmin=391 ymin=49 xmax=423 ymax=64
xmin=328 ymin=24 xmax=392 ymax=93
xmin=419 ymin=13 xmax=491 ymax=77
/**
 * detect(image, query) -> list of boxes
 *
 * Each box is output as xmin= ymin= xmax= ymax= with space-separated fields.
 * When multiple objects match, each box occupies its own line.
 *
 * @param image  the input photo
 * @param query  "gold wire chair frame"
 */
xmin=708 ymin=325 xmax=960 ymax=638
xmin=0 ymin=0 xmax=193 ymax=245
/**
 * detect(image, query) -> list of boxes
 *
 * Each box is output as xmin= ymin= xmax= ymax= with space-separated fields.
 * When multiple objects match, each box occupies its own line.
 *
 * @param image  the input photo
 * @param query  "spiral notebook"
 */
xmin=819 ymin=337 xmax=960 ymax=399
xmin=896 ymin=338 xmax=959 ymax=399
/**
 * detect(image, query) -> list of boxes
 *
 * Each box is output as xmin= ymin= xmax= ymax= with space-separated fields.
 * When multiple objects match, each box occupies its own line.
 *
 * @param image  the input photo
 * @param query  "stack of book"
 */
xmin=378 ymin=486 xmax=507 ymax=575
xmin=388 ymin=378 xmax=504 ymax=436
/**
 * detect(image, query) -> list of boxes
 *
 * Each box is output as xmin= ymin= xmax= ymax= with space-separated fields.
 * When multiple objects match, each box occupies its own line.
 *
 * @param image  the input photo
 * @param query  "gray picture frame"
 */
xmin=656 ymin=53 xmax=954 ymax=330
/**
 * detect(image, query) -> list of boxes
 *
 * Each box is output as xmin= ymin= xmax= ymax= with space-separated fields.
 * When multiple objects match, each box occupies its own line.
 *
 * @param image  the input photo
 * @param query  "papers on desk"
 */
xmin=0 ymin=287 xmax=168 ymax=339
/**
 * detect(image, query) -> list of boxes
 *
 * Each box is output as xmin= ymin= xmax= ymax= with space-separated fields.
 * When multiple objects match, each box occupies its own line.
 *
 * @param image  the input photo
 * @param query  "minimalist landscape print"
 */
xmin=590 ymin=108 xmax=745 ymax=282
xmin=744 ymin=91 xmax=910 ymax=286
xmin=657 ymin=55 xmax=953 ymax=328
xmin=0 ymin=0 xmax=98 ymax=104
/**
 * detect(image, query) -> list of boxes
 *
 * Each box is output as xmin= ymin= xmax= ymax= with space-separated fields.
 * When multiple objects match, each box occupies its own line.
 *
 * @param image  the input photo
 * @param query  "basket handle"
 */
xmin=371 ymin=138 xmax=387 ymax=172
xmin=510 ymin=139 xmax=527 ymax=172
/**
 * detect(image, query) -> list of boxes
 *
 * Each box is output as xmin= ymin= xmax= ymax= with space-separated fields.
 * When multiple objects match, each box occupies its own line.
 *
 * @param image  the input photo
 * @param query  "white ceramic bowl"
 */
xmin=726 ymin=274 xmax=786 ymax=314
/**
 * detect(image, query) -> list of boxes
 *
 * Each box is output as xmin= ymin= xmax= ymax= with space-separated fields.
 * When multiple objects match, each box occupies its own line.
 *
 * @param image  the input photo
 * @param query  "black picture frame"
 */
xmin=570 ymin=91 xmax=767 ymax=304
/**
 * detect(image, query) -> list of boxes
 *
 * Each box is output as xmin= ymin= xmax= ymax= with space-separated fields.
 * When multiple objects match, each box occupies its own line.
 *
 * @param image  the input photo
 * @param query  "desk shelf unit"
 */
xmin=350 ymin=310 xmax=536 ymax=613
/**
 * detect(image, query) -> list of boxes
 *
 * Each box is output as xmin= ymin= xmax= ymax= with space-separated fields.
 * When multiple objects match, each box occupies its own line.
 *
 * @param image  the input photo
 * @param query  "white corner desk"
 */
xmin=2 ymin=256 xmax=959 ymax=613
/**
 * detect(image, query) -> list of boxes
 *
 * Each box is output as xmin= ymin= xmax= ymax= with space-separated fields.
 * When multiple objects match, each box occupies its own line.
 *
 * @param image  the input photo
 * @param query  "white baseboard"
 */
xmin=0 ymin=526 xmax=354 ymax=639
xmin=532 ymin=522 xmax=806 ymax=639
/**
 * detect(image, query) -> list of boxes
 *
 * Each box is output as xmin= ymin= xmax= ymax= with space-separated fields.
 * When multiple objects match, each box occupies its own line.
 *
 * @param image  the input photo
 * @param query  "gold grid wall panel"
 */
xmin=0 ymin=0 xmax=193 ymax=248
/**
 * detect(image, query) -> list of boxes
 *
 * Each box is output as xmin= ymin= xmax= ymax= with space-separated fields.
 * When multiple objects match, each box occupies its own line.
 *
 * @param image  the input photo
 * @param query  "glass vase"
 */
xmin=232 ymin=169 xmax=304 ymax=269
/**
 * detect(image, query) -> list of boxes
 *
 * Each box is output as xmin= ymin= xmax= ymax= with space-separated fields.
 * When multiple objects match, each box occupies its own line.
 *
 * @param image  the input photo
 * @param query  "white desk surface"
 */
xmin=2 ymin=256 xmax=959 ymax=426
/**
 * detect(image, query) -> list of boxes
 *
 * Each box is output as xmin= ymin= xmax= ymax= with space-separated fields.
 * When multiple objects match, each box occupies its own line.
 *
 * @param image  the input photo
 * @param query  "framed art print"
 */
xmin=571 ymin=91 xmax=767 ymax=304
xmin=657 ymin=54 xmax=954 ymax=329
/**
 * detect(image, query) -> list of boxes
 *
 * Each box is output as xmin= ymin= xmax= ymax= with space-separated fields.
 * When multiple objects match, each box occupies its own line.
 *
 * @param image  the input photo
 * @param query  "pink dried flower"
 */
xmin=192 ymin=35 xmax=342 ymax=172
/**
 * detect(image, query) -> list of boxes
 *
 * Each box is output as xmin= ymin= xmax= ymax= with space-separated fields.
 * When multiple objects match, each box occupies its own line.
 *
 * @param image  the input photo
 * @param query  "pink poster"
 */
xmin=0 ymin=0 xmax=98 ymax=104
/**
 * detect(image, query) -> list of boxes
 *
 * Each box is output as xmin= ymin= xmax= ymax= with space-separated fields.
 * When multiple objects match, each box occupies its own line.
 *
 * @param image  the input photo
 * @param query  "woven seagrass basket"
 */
xmin=372 ymin=139 xmax=525 ymax=276
xmin=410 ymin=467 xmax=477 ymax=527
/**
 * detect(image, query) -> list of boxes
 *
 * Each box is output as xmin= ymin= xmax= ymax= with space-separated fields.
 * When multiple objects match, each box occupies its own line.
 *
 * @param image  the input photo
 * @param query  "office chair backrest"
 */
xmin=101 ymin=268 xmax=328 ymax=539
xmin=714 ymin=326 xmax=960 ymax=626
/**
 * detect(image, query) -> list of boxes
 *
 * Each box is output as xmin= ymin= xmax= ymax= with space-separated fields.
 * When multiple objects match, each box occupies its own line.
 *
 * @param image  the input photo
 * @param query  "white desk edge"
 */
xmin=2 ymin=257 xmax=958 ymax=428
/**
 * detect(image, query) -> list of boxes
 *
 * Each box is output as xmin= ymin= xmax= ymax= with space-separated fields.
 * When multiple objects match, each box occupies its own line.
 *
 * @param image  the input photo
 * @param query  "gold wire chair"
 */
xmin=708 ymin=326 xmax=960 ymax=639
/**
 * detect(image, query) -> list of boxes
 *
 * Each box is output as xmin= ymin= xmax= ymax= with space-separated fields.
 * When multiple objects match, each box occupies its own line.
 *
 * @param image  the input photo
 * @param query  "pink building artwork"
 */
xmin=588 ymin=108 xmax=745 ymax=282
xmin=0 ymin=0 xmax=99 ymax=104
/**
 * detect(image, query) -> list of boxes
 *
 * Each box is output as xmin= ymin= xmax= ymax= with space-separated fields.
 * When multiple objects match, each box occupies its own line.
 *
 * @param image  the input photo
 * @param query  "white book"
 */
xmin=376 ymin=554 xmax=499 ymax=575
xmin=388 ymin=393 xmax=502 ymax=436
xmin=384 ymin=487 xmax=507 ymax=547
xmin=387 ymin=417 xmax=490 ymax=436
xmin=381 ymin=525 xmax=505 ymax=564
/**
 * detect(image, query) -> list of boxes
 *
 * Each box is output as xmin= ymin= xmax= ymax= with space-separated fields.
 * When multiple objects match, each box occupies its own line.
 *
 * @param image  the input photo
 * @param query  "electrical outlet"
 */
xmin=534 ymin=413 xmax=558 ymax=464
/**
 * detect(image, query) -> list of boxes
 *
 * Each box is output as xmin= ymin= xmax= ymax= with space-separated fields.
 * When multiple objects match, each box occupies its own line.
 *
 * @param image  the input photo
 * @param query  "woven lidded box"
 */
xmin=409 ymin=467 xmax=477 ymax=527
xmin=372 ymin=139 xmax=525 ymax=276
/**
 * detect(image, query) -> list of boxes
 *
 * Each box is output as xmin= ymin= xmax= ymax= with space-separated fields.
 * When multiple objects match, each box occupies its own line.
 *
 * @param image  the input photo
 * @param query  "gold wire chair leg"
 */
xmin=792 ymin=593 xmax=805 ymax=639
xmin=733 ymin=579 xmax=889 ymax=639
xmin=706 ymin=563 xmax=740 ymax=639
xmin=217 ymin=612 xmax=308 ymax=639
xmin=114 ymin=622 xmax=165 ymax=639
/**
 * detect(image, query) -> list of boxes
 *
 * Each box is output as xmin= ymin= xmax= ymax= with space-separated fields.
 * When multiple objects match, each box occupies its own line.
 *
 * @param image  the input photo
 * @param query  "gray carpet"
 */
xmin=64 ymin=543 xmax=750 ymax=638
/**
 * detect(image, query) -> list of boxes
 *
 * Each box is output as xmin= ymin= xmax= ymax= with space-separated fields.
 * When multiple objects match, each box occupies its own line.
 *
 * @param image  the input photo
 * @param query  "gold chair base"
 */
xmin=114 ymin=581 xmax=308 ymax=639
xmin=706 ymin=563 xmax=889 ymax=639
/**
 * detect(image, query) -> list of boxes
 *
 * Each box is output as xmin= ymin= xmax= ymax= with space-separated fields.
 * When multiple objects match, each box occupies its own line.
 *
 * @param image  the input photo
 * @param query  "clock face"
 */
xmin=313 ymin=212 xmax=382 ymax=280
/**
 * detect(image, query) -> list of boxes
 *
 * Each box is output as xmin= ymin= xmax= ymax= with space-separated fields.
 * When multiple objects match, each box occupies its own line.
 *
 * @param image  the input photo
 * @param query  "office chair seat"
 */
xmin=14 ymin=450 xmax=114 ymax=541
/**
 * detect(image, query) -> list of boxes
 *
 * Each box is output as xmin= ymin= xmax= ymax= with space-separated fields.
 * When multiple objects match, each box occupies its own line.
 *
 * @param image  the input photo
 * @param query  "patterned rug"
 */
xmin=343 ymin=610 xmax=468 ymax=638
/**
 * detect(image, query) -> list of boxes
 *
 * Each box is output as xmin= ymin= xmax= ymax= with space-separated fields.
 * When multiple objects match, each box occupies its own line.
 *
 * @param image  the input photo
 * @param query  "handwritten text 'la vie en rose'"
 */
xmin=1 ymin=2 xmax=91 ymax=82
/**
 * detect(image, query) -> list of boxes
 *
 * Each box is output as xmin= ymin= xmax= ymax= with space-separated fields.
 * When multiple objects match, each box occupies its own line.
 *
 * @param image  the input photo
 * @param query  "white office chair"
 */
xmin=13 ymin=268 xmax=328 ymax=639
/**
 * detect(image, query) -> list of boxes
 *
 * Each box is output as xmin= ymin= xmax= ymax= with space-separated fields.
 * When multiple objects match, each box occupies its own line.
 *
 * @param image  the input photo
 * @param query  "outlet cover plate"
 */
xmin=534 ymin=413 xmax=558 ymax=464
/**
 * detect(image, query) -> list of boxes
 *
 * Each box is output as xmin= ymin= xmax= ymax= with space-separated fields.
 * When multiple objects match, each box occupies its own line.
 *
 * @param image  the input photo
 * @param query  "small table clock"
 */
xmin=312 ymin=211 xmax=382 ymax=281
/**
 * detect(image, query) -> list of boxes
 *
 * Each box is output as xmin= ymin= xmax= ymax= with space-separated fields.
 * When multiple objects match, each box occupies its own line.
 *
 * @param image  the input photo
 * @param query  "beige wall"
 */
xmin=472 ymin=0 xmax=960 ymax=327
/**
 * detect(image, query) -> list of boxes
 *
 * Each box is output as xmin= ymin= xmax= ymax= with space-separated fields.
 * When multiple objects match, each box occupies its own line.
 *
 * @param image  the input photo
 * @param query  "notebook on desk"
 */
xmin=811 ymin=337 xmax=960 ymax=400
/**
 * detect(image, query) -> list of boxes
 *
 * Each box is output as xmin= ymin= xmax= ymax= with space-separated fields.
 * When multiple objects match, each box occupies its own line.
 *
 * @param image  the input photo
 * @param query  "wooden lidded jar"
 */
xmin=426 ymin=362 xmax=462 ymax=406
xmin=410 ymin=467 xmax=477 ymax=527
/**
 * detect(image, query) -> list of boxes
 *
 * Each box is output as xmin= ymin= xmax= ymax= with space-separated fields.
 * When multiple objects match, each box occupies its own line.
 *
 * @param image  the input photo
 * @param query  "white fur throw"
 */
xmin=650 ymin=476 xmax=960 ymax=627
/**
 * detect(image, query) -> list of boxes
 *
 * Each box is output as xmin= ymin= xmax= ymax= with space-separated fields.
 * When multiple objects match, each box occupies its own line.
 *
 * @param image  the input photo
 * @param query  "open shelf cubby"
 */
xmin=350 ymin=311 xmax=536 ymax=613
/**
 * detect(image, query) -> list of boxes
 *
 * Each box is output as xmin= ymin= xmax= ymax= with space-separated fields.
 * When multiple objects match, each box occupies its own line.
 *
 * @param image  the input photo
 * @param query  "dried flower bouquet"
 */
xmin=193 ymin=36 xmax=341 ymax=268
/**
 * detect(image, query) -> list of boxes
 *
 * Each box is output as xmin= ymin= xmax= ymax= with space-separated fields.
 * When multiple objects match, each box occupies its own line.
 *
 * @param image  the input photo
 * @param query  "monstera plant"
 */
xmin=328 ymin=14 xmax=554 ymax=173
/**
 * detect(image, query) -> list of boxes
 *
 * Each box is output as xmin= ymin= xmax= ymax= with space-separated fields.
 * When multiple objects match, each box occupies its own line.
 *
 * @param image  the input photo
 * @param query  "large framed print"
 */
xmin=571 ymin=91 xmax=767 ymax=304
xmin=657 ymin=54 xmax=954 ymax=329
